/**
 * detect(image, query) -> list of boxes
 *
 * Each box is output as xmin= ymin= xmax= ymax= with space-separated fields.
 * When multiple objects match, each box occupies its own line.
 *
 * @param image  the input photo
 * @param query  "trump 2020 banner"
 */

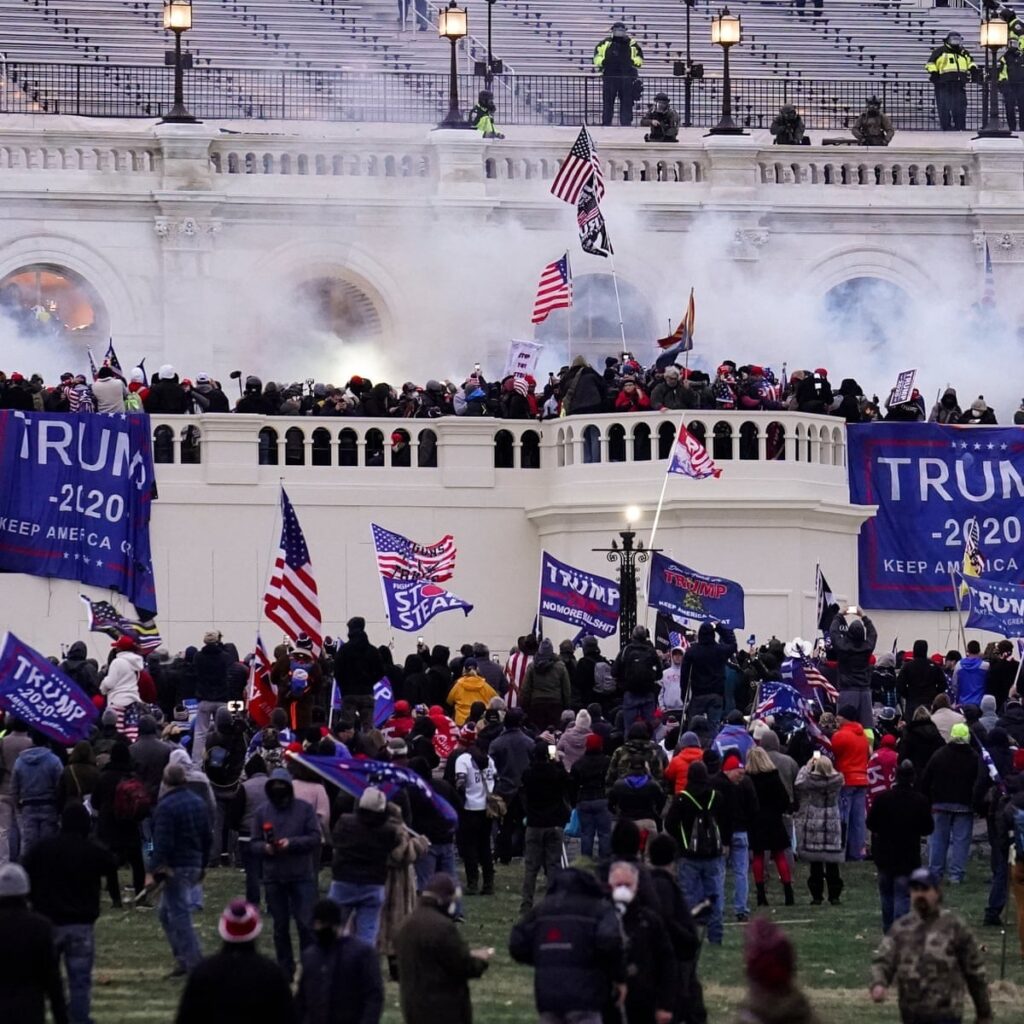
xmin=539 ymin=552 xmax=620 ymax=638
xmin=0 ymin=412 xmax=157 ymax=613
xmin=647 ymin=551 xmax=746 ymax=629
xmin=0 ymin=632 xmax=99 ymax=744
xmin=960 ymin=574 xmax=1024 ymax=635
xmin=848 ymin=424 xmax=1024 ymax=611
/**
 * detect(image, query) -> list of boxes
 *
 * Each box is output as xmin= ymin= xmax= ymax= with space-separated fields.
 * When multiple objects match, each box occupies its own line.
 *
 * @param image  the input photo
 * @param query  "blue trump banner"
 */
xmin=0 ymin=632 xmax=99 ymax=744
xmin=382 ymin=577 xmax=473 ymax=632
xmin=647 ymin=551 xmax=746 ymax=628
xmin=848 ymin=424 xmax=1024 ymax=611
xmin=959 ymin=574 xmax=1024 ymax=634
xmin=373 ymin=677 xmax=395 ymax=729
xmin=0 ymin=412 xmax=157 ymax=613
xmin=539 ymin=552 xmax=620 ymax=638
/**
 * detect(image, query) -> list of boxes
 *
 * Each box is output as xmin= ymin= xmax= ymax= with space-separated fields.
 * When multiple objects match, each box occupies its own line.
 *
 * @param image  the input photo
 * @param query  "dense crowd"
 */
xmin=1 ymin=357 xmax=1018 ymax=427
xmin=0 ymin=608 xmax=1017 ymax=1024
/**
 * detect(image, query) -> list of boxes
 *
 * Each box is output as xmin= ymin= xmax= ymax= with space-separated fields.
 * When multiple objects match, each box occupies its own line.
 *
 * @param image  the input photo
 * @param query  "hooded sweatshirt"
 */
xmin=101 ymin=651 xmax=144 ymax=709
xmin=953 ymin=655 xmax=989 ymax=708
xmin=447 ymin=672 xmax=499 ymax=726
xmin=831 ymin=720 xmax=870 ymax=786
xmin=12 ymin=745 xmax=63 ymax=804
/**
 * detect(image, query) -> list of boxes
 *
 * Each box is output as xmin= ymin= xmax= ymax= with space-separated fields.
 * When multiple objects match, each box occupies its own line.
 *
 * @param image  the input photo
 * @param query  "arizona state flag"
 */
xmin=657 ymin=288 xmax=695 ymax=351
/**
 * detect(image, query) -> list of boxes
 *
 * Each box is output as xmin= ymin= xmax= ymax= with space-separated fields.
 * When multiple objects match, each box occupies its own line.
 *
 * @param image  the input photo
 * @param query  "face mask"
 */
xmin=612 ymin=885 xmax=635 ymax=905
xmin=911 ymin=894 xmax=930 ymax=914
xmin=314 ymin=926 xmax=335 ymax=947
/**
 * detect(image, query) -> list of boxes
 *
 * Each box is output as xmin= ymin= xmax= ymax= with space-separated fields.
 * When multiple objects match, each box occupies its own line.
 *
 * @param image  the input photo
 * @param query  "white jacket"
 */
xmin=101 ymin=651 xmax=143 ymax=709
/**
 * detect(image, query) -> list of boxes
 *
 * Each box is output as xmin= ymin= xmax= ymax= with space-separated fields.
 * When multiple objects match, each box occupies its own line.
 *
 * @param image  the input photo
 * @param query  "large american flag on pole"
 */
xmin=371 ymin=524 xmax=457 ymax=582
xmin=550 ymin=127 xmax=605 ymax=205
xmin=264 ymin=488 xmax=323 ymax=654
xmin=531 ymin=253 xmax=573 ymax=324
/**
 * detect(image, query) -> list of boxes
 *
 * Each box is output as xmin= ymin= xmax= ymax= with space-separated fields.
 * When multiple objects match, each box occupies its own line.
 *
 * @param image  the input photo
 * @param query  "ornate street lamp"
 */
xmin=437 ymin=1 xmax=472 ymax=129
xmin=978 ymin=15 xmax=1014 ymax=138
xmin=593 ymin=506 xmax=657 ymax=649
xmin=707 ymin=7 xmax=746 ymax=136
xmin=161 ymin=0 xmax=197 ymax=124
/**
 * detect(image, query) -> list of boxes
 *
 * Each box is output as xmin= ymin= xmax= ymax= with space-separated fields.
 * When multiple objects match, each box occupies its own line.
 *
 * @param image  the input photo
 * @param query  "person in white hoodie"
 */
xmin=101 ymin=637 xmax=144 ymax=737
xmin=91 ymin=366 xmax=127 ymax=413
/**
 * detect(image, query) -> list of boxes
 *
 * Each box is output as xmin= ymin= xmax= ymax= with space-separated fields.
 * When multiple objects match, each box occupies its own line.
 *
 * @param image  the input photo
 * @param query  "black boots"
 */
xmin=783 ymin=883 xmax=795 ymax=906
xmin=756 ymin=883 xmax=768 ymax=906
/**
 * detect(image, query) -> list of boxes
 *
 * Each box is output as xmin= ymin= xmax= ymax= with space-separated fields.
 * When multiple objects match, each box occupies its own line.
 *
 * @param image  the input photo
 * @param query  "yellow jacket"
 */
xmin=447 ymin=672 xmax=499 ymax=725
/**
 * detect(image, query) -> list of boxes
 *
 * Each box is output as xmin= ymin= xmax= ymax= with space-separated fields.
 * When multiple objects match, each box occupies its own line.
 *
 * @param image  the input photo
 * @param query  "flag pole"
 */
xmin=567 ymin=251 xmax=574 ymax=367
xmin=950 ymin=569 xmax=968 ymax=652
xmin=536 ymin=551 xmax=547 ymax=641
xmin=370 ymin=525 xmax=397 ymax=648
xmin=607 ymin=253 xmax=628 ymax=354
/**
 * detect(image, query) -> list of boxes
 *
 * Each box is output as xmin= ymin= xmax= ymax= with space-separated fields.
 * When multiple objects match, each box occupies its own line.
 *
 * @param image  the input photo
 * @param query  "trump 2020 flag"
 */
xmin=647 ymin=551 xmax=745 ymax=629
xmin=667 ymin=422 xmax=721 ymax=479
xmin=539 ymin=552 xmax=620 ymax=638
xmin=959 ymin=573 xmax=1024 ymax=635
xmin=374 ymin=678 xmax=395 ymax=729
xmin=0 ymin=632 xmax=98 ymax=744
xmin=383 ymin=578 xmax=473 ymax=632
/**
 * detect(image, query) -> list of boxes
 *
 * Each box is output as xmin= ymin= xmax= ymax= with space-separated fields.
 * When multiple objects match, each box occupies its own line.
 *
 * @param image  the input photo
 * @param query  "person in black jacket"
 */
xmin=192 ymin=631 xmax=232 ymax=765
xmin=866 ymin=760 xmax=933 ymax=932
xmin=897 ymin=640 xmax=947 ymax=720
xmin=23 ymin=804 xmax=116 ymax=1024
xmin=143 ymin=366 xmax=190 ymax=414
xmin=295 ymin=898 xmax=383 ymax=1024
xmin=608 ymin=860 xmax=676 ymax=1024
xmin=680 ymin=623 xmax=737 ymax=729
xmin=612 ymin=626 xmax=664 ymax=733
xmin=0 ymin=863 xmax=68 ymax=1024
xmin=407 ymin=758 xmax=460 ymax=897
xmin=176 ymin=899 xmax=296 ymax=1024
xmin=520 ymin=741 xmax=571 ymax=913
xmin=91 ymin=741 xmax=146 ymax=906
xmin=899 ymin=707 xmax=946 ymax=790
xmin=920 ymin=724 xmax=979 ymax=884
xmin=333 ymin=618 xmax=384 ymax=728
xmin=976 ymin=727 xmax=1015 ymax=926
xmin=571 ymin=733 xmax=613 ymax=859
xmin=828 ymin=609 xmax=878 ymax=728
xmin=59 ymin=641 xmax=99 ymax=698
xmin=986 ymin=640 xmax=1018 ymax=711
xmin=509 ymin=867 xmax=625 ymax=1022
xmin=647 ymin=834 xmax=705 ymax=1024
xmin=203 ymin=706 xmax=248 ymax=865
xmin=609 ymin=756 xmax=665 ymax=841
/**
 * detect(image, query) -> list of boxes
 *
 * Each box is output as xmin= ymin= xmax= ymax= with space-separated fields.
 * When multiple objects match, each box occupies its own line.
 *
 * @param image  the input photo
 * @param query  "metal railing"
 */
xmin=0 ymin=61 xmax=984 ymax=129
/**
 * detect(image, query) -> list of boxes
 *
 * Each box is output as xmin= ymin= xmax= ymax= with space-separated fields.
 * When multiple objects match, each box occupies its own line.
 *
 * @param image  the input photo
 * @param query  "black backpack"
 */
xmin=623 ymin=649 xmax=656 ymax=694
xmin=680 ymin=790 xmax=722 ymax=859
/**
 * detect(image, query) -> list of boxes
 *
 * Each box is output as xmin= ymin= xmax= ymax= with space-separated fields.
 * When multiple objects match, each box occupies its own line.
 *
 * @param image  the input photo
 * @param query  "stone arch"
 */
xmin=0 ymin=263 xmax=110 ymax=344
xmin=807 ymin=244 xmax=933 ymax=298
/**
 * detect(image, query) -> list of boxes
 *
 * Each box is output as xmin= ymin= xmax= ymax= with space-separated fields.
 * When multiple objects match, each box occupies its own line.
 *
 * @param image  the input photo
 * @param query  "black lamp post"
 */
xmin=437 ymin=1 xmax=472 ymax=129
xmin=673 ymin=1 xmax=704 ymax=128
xmin=161 ymin=0 xmax=197 ymax=124
xmin=707 ymin=7 xmax=746 ymax=136
xmin=593 ymin=507 xmax=657 ymax=649
xmin=978 ymin=14 xmax=1014 ymax=138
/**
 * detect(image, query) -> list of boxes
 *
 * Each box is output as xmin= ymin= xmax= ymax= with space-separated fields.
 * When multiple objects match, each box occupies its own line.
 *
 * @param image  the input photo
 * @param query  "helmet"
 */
xmin=866 ymin=95 xmax=881 ymax=108
xmin=945 ymin=31 xmax=963 ymax=46
xmin=653 ymin=92 xmax=669 ymax=103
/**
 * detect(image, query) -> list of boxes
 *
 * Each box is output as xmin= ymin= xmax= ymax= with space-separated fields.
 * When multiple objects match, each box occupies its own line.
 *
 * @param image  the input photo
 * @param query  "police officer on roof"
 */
xmin=594 ymin=21 xmax=644 ymax=127
xmin=925 ymin=31 xmax=981 ymax=131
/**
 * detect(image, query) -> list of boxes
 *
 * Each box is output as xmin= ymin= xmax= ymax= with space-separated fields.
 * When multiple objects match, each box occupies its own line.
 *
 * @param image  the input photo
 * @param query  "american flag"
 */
xmin=755 ymin=681 xmax=832 ymax=751
xmin=264 ymin=489 xmax=323 ymax=654
xmin=246 ymin=634 xmax=276 ymax=728
xmin=104 ymin=339 xmax=124 ymax=378
xmin=371 ymin=523 xmax=456 ymax=582
xmin=550 ymin=126 xmax=605 ymax=205
xmin=80 ymin=595 xmax=162 ymax=653
xmin=781 ymin=655 xmax=839 ymax=706
xmin=503 ymin=649 xmax=532 ymax=708
xmin=531 ymin=253 xmax=573 ymax=325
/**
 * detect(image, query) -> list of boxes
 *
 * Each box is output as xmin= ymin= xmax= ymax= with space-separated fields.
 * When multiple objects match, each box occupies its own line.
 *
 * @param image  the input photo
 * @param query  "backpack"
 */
xmin=623 ymin=649 xmax=656 ymax=694
xmin=593 ymin=661 xmax=617 ymax=696
xmin=681 ymin=790 xmax=722 ymax=858
xmin=113 ymin=777 xmax=152 ymax=823
xmin=124 ymin=392 xmax=143 ymax=412
xmin=1014 ymin=805 xmax=1024 ymax=860
xmin=204 ymin=744 xmax=235 ymax=788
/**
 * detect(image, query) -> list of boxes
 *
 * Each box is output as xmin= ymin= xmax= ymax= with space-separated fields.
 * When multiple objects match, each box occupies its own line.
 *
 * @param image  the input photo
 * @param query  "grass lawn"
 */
xmin=91 ymin=857 xmax=1024 ymax=1023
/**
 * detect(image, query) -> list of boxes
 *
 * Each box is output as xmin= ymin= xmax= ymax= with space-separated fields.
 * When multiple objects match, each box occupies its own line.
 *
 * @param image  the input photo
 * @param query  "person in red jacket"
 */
xmin=384 ymin=701 xmax=416 ymax=740
xmin=866 ymin=734 xmax=899 ymax=814
xmin=614 ymin=377 xmax=651 ymax=412
xmin=832 ymin=705 xmax=871 ymax=861
xmin=664 ymin=731 xmax=704 ymax=795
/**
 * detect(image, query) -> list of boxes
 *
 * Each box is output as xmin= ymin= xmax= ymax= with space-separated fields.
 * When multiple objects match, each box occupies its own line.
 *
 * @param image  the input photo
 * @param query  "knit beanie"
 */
xmin=744 ymin=917 xmax=795 ymax=992
xmin=218 ymin=900 xmax=262 ymax=943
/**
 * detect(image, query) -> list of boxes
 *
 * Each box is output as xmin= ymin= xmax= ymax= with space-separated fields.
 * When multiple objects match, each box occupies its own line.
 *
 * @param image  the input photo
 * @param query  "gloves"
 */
xmin=929 ymin=71 xmax=939 ymax=83
xmin=970 ymin=67 xmax=984 ymax=84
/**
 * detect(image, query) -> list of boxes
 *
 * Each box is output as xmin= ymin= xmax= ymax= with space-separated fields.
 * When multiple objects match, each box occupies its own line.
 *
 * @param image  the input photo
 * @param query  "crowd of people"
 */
xmin=1 ymin=355 xmax=1017 ymax=431
xmin=0 ymin=606 xmax=1017 ymax=1023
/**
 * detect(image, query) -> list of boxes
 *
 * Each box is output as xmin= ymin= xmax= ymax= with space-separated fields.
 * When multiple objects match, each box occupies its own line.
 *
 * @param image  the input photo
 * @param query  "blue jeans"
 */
xmin=877 ymin=871 xmax=910 ymax=933
xmin=414 ymin=842 xmax=460 ymax=913
xmin=577 ymin=799 xmax=612 ymax=860
xmin=266 ymin=878 xmax=316 ymax=977
xmin=678 ymin=856 xmax=725 ymax=944
xmin=839 ymin=786 xmax=867 ymax=861
xmin=328 ymin=879 xmax=385 ymax=947
xmin=54 ymin=923 xmax=95 ymax=1024
xmin=621 ymin=694 xmax=656 ymax=734
xmin=17 ymin=805 xmax=58 ymax=857
xmin=728 ymin=830 xmax=750 ymax=915
xmin=929 ymin=807 xmax=973 ymax=883
xmin=158 ymin=867 xmax=203 ymax=971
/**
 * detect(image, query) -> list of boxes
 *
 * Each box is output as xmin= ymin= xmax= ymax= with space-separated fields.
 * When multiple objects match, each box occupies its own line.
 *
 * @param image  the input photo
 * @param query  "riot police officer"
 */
xmin=925 ymin=32 xmax=980 ymax=131
xmin=593 ymin=22 xmax=644 ymax=127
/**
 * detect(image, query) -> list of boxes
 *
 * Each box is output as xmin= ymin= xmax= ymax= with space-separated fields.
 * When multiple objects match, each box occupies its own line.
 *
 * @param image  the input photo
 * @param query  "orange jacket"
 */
xmin=831 ymin=721 xmax=870 ymax=787
xmin=664 ymin=747 xmax=704 ymax=794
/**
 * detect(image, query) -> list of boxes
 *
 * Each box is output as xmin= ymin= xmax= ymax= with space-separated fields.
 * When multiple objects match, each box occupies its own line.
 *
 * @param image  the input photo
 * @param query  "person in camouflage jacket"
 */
xmin=869 ymin=868 xmax=993 ymax=1024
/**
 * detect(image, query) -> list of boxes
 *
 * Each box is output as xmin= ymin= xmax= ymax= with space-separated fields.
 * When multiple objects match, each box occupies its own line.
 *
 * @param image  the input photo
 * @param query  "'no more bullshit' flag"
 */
xmin=539 ymin=552 xmax=621 ymax=638
xmin=647 ymin=551 xmax=745 ymax=629
xmin=0 ymin=632 xmax=99 ymax=744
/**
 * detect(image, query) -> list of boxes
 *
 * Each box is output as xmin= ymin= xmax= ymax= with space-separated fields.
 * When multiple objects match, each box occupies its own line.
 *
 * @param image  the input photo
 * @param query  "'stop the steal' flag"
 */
xmin=0 ymin=632 xmax=99 ymax=744
xmin=539 ymin=552 xmax=621 ymax=638
xmin=382 ymin=578 xmax=473 ymax=632
xmin=647 ymin=550 xmax=745 ymax=629
xmin=667 ymin=422 xmax=721 ymax=480
xmin=0 ymin=411 xmax=157 ymax=614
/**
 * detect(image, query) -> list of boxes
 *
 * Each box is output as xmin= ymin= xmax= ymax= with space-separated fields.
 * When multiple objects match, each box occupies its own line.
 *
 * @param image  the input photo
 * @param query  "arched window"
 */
xmin=338 ymin=428 xmax=358 ymax=467
xmin=153 ymin=425 xmax=174 ymax=464
xmin=494 ymin=429 xmax=515 ymax=469
xmin=365 ymin=428 xmax=385 ymax=467
xmin=294 ymin=276 xmax=384 ymax=340
xmin=823 ymin=277 xmax=910 ymax=346
xmin=521 ymin=429 xmax=541 ymax=469
xmin=311 ymin=427 xmax=332 ymax=466
xmin=284 ymin=427 xmax=305 ymax=466
xmin=0 ymin=264 xmax=109 ymax=343
xmin=258 ymin=427 xmax=278 ymax=466
xmin=417 ymin=429 xmax=438 ymax=468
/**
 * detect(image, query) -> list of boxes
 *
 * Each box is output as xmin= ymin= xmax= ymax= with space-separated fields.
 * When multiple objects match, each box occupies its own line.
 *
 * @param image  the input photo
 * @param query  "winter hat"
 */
xmin=680 ymin=731 xmax=701 ymax=749
xmin=0 ymin=863 xmax=30 ymax=898
xmin=462 ymin=657 xmax=479 ymax=672
xmin=158 ymin=364 xmax=176 ymax=380
xmin=294 ymin=634 xmax=314 ymax=651
xmin=585 ymin=733 xmax=604 ymax=753
xmin=837 ymin=704 xmax=860 ymax=722
xmin=394 ymin=700 xmax=411 ymax=715
xmin=880 ymin=734 xmax=897 ymax=749
xmin=702 ymin=748 xmax=722 ymax=775
xmin=971 ymin=396 xmax=988 ymax=414
xmin=387 ymin=738 xmax=409 ymax=758
xmin=722 ymin=754 xmax=743 ymax=772
xmin=744 ymin=917 xmax=795 ymax=992
xmin=202 ymin=630 xmax=221 ymax=645
xmin=112 ymin=636 xmax=137 ymax=653
xmin=218 ymin=899 xmax=262 ymax=943
xmin=896 ymin=759 xmax=916 ymax=785
xmin=1013 ymin=749 xmax=1024 ymax=773
xmin=582 ymin=636 xmax=600 ymax=654
xmin=358 ymin=786 xmax=387 ymax=814
xmin=846 ymin=620 xmax=865 ymax=643
xmin=949 ymin=722 xmax=971 ymax=744
xmin=575 ymin=709 xmax=592 ymax=730
xmin=647 ymin=833 xmax=678 ymax=868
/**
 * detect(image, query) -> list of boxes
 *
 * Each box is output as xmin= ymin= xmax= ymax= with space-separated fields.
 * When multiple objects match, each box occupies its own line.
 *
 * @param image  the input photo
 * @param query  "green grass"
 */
xmin=91 ymin=858 xmax=1024 ymax=1023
